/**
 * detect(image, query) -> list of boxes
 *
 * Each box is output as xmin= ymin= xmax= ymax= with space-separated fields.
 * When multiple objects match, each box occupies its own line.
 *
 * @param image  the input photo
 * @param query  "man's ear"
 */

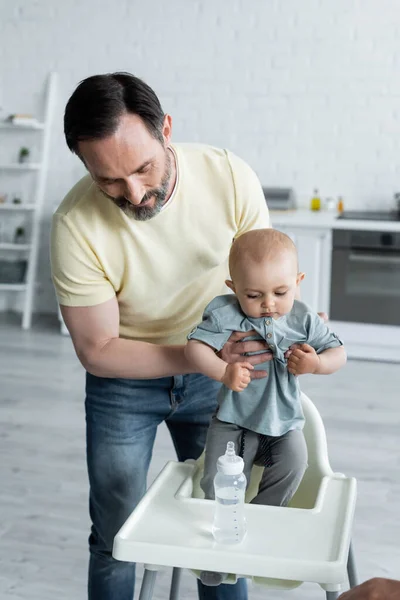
xmin=297 ymin=272 xmax=305 ymax=285
xmin=225 ymin=279 xmax=236 ymax=293
xmin=163 ymin=114 xmax=173 ymax=146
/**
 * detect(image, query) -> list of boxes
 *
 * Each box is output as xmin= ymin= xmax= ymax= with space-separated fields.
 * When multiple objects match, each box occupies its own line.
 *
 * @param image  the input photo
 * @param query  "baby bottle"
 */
xmin=212 ymin=441 xmax=247 ymax=544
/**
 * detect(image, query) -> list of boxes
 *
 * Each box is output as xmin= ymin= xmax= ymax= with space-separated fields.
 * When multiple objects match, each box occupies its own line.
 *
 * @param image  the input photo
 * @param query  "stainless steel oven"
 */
xmin=330 ymin=229 xmax=400 ymax=326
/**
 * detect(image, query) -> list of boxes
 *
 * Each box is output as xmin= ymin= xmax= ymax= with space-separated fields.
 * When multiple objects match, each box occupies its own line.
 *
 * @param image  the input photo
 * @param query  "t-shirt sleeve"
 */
xmin=50 ymin=213 xmax=116 ymax=307
xmin=305 ymin=313 xmax=343 ymax=354
xmin=187 ymin=306 xmax=232 ymax=351
xmin=226 ymin=151 xmax=270 ymax=237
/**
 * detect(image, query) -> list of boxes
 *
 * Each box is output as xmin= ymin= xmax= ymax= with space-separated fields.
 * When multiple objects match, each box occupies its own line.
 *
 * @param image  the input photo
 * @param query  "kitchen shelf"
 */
xmin=0 ymin=283 xmax=27 ymax=291
xmin=0 ymin=163 xmax=41 ymax=171
xmin=0 ymin=204 xmax=35 ymax=211
xmin=0 ymin=243 xmax=32 ymax=250
xmin=0 ymin=72 xmax=57 ymax=329
xmin=0 ymin=122 xmax=45 ymax=130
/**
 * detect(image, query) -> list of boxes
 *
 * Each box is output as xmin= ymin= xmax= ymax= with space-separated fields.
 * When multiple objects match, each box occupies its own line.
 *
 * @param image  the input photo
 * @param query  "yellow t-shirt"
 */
xmin=51 ymin=143 xmax=270 ymax=345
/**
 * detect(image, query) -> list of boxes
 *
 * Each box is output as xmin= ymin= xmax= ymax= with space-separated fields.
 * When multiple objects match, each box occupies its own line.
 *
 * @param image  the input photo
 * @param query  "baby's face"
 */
xmin=228 ymin=256 xmax=303 ymax=319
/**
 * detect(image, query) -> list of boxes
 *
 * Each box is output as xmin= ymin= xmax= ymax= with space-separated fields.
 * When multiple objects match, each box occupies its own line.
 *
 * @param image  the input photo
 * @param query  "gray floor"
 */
xmin=0 ymin=313 xmax=399 ymax=600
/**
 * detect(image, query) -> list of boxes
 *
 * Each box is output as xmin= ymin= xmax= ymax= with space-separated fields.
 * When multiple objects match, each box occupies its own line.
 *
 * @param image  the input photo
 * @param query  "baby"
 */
xmin=185 ymin=228 xmax=346 ymax=557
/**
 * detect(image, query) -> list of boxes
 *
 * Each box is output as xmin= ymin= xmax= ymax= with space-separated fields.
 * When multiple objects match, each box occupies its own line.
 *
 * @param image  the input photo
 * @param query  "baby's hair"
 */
xmin=229 ymin=228 xmax=298 ymax=280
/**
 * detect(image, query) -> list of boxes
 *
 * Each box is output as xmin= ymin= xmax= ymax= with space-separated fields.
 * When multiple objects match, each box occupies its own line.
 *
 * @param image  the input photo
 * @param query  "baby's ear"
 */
xmin=296 ymin=272 xmax=305 ymax=285
xmin=225 ymin=279 xmax=236 ymax=293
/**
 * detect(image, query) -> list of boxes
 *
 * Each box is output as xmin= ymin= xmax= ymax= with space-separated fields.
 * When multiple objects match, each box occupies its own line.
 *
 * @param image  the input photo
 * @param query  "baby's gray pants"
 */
xmin=201 ymin=416 xmax=308 ymax=506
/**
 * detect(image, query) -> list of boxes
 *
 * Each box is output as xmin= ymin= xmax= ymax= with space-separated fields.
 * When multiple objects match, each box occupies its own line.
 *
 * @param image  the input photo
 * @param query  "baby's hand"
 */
xmin=287 ymin=343 xmax=320 ymax=375
xmin=284 ymin=343 xmax=302 ymax=359
xmin=221 ymin=362 xmax=254 ymax=391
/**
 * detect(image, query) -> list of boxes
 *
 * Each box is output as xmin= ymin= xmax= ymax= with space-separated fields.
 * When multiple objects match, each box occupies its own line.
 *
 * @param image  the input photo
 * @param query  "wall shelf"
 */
xmin=0 ymin=283 xmax=27 ymax=291
xmin=0 ymin=204 xmax=36 ymax=211
xmin=0 ymin=122 xmax=45 ymax=131
xmin=0 ymin=243 xmax=31 ymax=250
xmin=0 ymin=72 xmax=57 ymax=329
xmin=0 ymin=163 xmax=41 ymax=171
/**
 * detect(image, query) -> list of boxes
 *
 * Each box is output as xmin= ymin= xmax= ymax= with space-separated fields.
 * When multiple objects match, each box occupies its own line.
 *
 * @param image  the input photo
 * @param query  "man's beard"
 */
xmin=103 ymin=150 xmax=172 ymax=222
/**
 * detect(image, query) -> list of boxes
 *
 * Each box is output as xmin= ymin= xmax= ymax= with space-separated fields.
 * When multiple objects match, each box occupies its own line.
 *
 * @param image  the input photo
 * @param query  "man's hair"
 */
xmin=64 ymin=72 xmax=165 ymax=153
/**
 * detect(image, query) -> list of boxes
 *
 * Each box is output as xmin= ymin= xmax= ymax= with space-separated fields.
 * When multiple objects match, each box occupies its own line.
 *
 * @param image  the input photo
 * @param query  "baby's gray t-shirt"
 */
xmin=188 ymin=295 xmax=343 ymax=436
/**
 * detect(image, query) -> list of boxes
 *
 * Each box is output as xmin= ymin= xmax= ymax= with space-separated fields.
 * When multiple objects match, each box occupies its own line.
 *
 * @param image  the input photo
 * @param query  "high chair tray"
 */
xmin=113 ymin=461 xmax=356 ymax=585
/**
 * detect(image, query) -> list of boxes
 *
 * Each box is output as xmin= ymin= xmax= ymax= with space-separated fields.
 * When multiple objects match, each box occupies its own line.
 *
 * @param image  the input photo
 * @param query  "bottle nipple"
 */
xmin=225 ymin=442 xmax=236 ymax=457
xmin=217 ymin=441 xmax=244 ymax=474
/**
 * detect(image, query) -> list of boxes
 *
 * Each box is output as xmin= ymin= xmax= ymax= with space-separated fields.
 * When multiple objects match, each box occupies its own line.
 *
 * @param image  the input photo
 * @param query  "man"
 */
xmin=338 ymin=578 xmax=400 ymax=599
xmin=51 ymin=72 xmax=273 ymax=600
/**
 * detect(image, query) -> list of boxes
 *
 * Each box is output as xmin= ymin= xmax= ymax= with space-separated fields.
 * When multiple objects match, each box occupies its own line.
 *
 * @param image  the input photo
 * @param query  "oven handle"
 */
xmin=349 ymin=251 xmax=400 ymax=265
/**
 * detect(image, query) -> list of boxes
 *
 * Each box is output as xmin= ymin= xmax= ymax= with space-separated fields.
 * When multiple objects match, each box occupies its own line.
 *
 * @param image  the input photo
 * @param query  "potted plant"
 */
xmin=14 ymin=226 xmax=26 ymax=244
xmin=18 ymin=147 xmax=30 ymax=164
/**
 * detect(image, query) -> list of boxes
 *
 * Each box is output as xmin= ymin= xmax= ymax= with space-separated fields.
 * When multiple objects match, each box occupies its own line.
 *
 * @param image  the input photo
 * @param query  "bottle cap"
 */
xmin=217 ymin=441 xmax=244 ymax=476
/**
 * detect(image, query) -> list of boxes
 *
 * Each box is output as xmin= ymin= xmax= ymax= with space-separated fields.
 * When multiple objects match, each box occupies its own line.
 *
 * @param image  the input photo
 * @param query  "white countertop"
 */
xmin=270 ymin=209 xmax=400 ymax=232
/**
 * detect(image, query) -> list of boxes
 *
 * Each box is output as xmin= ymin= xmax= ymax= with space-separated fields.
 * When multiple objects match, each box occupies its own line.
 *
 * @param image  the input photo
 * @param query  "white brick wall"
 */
xmin=1 ymin=0 xmax=400 ymax=313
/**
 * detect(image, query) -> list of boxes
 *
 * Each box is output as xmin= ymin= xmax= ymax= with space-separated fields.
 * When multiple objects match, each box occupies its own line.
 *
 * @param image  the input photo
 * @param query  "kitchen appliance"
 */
xmin=330 ymin=229 xmax=400 ymax=326
xmin=337 ymin=210 xmax=400 ymax=221
xmin=263 ymin=187 xmax=296 ymax=211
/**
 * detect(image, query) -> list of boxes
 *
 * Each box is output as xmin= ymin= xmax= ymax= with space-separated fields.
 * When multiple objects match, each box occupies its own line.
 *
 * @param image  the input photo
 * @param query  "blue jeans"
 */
xmin=86 ymin=372 xmax=248 ymax=600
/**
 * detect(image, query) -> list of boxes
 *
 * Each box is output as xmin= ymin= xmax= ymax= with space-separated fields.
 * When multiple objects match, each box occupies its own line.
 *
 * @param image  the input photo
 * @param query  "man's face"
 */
xmin=78 ymin=113 xmax=173 ymax=221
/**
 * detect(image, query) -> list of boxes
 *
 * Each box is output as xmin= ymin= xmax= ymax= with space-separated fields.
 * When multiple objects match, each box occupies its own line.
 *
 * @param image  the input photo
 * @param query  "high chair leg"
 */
xmin=325 ymin=592 xmax=339 ymax=600
xmin=139 ymin=568 xmax=157 ymax=600
xmin=169 ymin=567 xmax=182 ymax=600
xmin=347 ymin=541 xmax=359 ymax=588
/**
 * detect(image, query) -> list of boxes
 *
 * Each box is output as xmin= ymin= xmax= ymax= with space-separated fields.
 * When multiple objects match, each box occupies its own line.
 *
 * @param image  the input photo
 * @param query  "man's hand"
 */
xmin=219 ymin=330 xmax=272 ymax=380
xmin=287 ymin=343 xmax=320 ymax=375
xmin=221 ymin=362 xmax=254 ymax=392
xmin=338 ymin=578 xmax=400 ymax=600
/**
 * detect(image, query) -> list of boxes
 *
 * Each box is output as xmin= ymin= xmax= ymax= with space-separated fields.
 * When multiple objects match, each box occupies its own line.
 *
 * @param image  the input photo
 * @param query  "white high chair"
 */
xmin=113 ymin=393 xmax=358 ymax=600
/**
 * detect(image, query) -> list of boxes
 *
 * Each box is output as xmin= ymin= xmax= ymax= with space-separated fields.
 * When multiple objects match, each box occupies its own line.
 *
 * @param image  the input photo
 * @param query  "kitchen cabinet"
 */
xmin=273 ymin=223 xmax=332 ymax=315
